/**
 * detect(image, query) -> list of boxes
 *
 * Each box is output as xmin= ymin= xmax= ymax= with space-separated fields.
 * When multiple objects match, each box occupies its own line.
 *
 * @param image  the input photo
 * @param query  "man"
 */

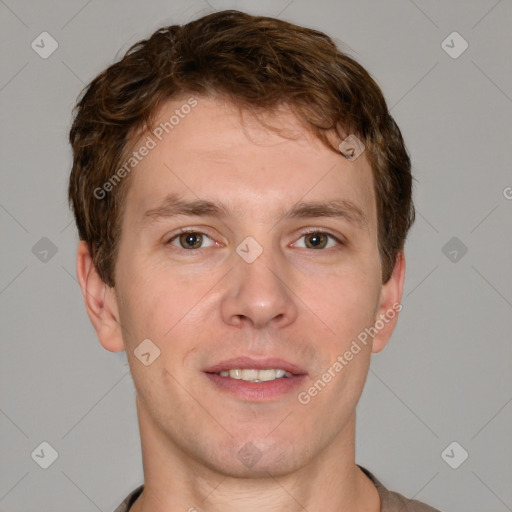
xmin=68 ymin=9 xmax=441 ymax=512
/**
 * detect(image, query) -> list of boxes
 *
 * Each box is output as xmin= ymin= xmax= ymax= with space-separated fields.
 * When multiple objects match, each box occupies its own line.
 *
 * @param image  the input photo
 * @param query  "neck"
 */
xmin=130 ymin=399 xmax=380 ymax=512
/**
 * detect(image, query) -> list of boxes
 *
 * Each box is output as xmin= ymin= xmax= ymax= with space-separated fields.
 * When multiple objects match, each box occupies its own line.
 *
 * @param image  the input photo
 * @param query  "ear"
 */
xmin=76 ymin=241 xmax=125 ymax=352
xmin=371 ymin=250 xmax=406 ymax=354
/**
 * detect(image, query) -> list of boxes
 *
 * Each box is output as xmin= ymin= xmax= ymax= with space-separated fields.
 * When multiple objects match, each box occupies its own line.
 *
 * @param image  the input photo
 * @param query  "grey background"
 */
xmin=1 ymin=0 xmax=511 ymax=510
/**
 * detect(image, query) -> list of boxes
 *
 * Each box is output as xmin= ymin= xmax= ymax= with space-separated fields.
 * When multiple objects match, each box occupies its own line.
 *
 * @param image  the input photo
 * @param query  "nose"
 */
xmin=220 ymin=246 xmax=298 ymax=330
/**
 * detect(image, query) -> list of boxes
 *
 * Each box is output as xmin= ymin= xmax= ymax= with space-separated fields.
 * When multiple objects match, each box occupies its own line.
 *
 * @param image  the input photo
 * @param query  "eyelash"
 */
xmin=165 ymin=228 xmax=344 ymax=251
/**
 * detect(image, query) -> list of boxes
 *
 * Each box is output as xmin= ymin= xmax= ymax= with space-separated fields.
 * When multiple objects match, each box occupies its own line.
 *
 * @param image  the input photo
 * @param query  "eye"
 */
xmin=293 ymin=230 xmax=343 ymax=250
xmin=165 ymin=228 xmax=343 ymax=252
xmin=166 ymin=230 xmax=216 ymax=250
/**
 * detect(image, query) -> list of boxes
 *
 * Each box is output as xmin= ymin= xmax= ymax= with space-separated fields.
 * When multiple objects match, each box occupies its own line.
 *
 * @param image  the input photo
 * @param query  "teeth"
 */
xmin=217 ymin=369 xmax=293 ymax=382
xmin=258 ymin=369 xmax=276 ymax=382
xmin=236 ymin=369 xmax=258 ymax=381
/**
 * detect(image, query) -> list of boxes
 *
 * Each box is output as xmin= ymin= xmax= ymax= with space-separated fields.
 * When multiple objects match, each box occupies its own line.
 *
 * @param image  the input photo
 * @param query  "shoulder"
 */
xmin=357 ymin=465 xmax=442 ymax=512
xmin=112 ymin=484 xmax=144 ymax=512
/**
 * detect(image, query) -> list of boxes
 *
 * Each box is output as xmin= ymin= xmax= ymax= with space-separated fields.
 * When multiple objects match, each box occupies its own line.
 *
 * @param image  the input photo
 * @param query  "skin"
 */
xmin=77 ymin=95 xmax=405 ymax=512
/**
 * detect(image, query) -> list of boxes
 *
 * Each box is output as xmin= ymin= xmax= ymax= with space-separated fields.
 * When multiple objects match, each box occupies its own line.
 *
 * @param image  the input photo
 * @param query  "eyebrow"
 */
xmin=142 ymin=193 xmax=368 ymax=230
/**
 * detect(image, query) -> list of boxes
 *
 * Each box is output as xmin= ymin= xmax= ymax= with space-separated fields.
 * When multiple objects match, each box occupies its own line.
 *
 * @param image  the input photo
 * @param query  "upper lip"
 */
xmin=203 ymin=357 xmax=307 ymax=376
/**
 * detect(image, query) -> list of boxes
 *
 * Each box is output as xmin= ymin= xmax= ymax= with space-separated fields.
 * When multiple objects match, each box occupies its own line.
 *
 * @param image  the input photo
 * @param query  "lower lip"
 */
xmin=204 ymin=373 xmax=307 ymax=401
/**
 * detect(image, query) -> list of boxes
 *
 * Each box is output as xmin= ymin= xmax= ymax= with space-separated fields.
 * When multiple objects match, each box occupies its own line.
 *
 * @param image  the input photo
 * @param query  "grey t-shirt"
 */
xmin=113 ymin=465 xmax=441 ymax=511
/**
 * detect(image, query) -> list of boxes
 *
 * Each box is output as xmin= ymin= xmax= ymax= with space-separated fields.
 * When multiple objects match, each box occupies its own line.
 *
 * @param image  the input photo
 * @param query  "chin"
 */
xmin=196 ymin=434 xmax=307 ymax=479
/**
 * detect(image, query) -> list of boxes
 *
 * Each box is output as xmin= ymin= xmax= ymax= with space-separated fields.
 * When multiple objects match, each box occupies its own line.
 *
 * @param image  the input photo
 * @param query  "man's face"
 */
xmin=109 ymin=96 xmax=394 ymax=476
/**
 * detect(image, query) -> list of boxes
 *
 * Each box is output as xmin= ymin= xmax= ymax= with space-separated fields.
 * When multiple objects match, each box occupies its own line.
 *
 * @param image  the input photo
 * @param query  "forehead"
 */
xmin=123 ymin=96 xmax=377 ymax=231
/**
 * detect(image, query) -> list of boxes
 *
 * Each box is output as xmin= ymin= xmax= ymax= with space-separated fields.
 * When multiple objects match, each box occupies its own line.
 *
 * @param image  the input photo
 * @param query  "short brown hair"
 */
xmin=68 ymin=9 xmax=415 ymax=287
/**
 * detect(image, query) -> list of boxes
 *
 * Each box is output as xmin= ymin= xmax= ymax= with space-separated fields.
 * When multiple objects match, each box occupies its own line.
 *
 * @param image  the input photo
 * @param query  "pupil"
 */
xmin=182 ymin=233 xmax=201 ymax=249
xmin=307 ymin=233 xmax=326 ymax=248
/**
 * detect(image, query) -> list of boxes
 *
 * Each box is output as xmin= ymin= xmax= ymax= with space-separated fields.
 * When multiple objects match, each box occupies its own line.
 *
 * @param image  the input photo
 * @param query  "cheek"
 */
xmin=117 ymin=255 xmax=215 ymax=355
xmin=314 ymin=263 xmax=381 ymax=347
xmin=115 ymin=253 xmax=174 ymax=339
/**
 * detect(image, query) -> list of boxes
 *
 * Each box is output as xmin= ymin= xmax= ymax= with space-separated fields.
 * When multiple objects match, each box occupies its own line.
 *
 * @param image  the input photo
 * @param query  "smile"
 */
xmin=215 ymin=368 xmax=294 ymax=382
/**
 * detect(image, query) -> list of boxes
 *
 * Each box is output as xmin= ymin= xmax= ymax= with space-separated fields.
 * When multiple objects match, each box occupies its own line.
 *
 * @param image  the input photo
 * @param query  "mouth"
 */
xmin=203 ymin=357 xmax=307 ymax=400
xmin=214 ymin=368 xmax=294 ymax=382
xmin=203 ymin=357 xmax=307 ymax=379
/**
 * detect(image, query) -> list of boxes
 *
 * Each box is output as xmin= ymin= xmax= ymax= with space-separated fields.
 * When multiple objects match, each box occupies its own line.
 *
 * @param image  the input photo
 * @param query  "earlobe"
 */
xmin=371 ymin=251 xmax=406 ymax=354
xmin=76 ymin=241 xmax=125 ymax=352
